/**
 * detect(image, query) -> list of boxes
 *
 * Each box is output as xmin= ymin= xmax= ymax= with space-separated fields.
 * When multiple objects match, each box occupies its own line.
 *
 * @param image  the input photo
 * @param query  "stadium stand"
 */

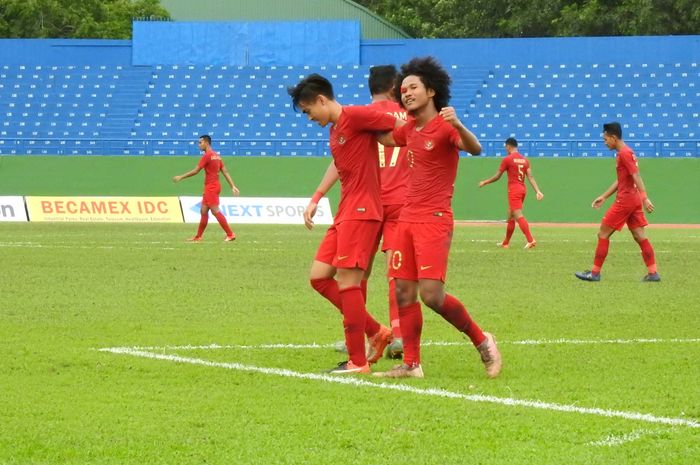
xmin=1 ymin=61 xmax=698 ymax=156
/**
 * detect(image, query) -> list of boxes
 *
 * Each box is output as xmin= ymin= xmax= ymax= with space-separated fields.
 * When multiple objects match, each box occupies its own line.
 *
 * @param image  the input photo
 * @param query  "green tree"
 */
xmin=0 ymin=0 xmax=170 ymax=39
xmin=355 ymin=0 xmax=700 ymax=37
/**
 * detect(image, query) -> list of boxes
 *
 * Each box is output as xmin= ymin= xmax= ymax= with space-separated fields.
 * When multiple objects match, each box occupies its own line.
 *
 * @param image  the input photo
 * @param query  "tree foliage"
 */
xmin=0 ymin=0 xmax=170 ymax=39
xmin=356 ymin=0 xmax=700 ymax=38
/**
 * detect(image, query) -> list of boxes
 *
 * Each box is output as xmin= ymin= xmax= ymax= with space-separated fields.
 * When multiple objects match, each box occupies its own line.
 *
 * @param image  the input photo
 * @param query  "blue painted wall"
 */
xmin=0 ymin=39 xmax=132 ymax=66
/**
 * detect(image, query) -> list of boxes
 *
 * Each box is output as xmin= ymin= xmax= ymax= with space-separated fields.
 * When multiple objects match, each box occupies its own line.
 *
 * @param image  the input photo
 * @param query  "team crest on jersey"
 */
xmin=424 ymin=140 xmax=435 ymax=150
xmin=337 ymin=135 xmax=346 ymax=145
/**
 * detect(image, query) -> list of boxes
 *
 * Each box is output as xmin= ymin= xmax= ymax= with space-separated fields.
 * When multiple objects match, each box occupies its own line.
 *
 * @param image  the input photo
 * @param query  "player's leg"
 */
xmin=210 ymin=204 xmax=235 ymax=240
xmin=309 ymin=226 xmax=342 ymax=311
xmin=374 ymin=224 xmax=424 ymax=378
xmin=630 ymin=223 xmax=659 ymax=281
xmin=418 ymin=278 xmax=501 ymax=378
xmin=512 ymin=195 xmax=535 ymax=248
xmin=500 ymin=210 xmax=515 ymax=248
xmin=191 ymin=203 xmax=210 ymax=240
xmin=575 ymin=222 xmax=615 ymax=281
xmin=380 ymin=205 xmax=403 ymax=356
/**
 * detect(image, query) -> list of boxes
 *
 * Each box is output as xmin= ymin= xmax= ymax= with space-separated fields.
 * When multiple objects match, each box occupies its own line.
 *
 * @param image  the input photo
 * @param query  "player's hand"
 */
xmin=303 ymin=202 xmax=317 ymax=230
xmin=172 ymin=175 xmax=181 ymax=183
xmin=591 ymin=196 xmax=606 ymax=209
xmin=643 ymin=198 xmax=654 ymax=213
xmin=536 ymin=191 xmax=544 ymax=200
xmin=439 ymin=106 xmax=462 ymax=128
xmin=232 ymin=186 xmax=240 ymax=196
xmin=478 ymin=180 xmax=486 ymax=188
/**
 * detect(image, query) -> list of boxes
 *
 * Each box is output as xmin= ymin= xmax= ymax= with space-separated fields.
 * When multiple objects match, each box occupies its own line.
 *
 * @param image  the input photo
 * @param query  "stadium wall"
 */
xmin=1 ymin=156 xmax=697 ymax=224
xmin=2 ymin=34 xmax=699 ymax=67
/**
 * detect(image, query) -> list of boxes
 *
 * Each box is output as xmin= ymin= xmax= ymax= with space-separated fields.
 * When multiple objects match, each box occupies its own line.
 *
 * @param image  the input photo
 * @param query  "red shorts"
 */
xmin=602 ymin=200 xmax=648 ymax=231
xmin=380 ymin=203 xmax=403 ymax=252
xmin=388 ymin=222 xmax=453 ymax=282
xmin=508 ymin=189 xmax=526 ymax=211
xmin=315 ymin=220 xmax=382 ymax=270
xmin=202 ymin=184 xmax=221 ymax=207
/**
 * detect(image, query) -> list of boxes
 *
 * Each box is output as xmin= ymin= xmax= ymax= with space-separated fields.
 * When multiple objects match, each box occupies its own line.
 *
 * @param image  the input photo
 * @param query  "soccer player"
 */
xmin=172 ymin=135 xmax=239 ymax=242
xmin=575 ymin=122 xmax=659 ymax=282
xmin=305 ymin=65 xmax=410 ymax=361
xmin=374 ymin=56 xmax=502 ymax=379
xmin=478 ymin=137 xmax=544 ymax=248
xmin=288 ymin=73 xmax=403 ymax=374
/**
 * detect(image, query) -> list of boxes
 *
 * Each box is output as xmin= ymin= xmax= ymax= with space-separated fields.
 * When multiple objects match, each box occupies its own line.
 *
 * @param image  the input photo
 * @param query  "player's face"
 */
xmin=603 ymin=132 xmax=617 ymax=149
xmin=400 ymin=75 xmax=434 ymax=112
xmin=198 ymin=138 xmax=207 ymax=151
xmin=299 ymin=96 xmax=331 ymax=127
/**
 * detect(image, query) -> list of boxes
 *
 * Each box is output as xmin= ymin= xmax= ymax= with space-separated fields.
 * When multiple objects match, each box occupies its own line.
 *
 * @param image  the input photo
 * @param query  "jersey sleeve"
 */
xmin=499 ymin=157 xmax=508 ymax=173
xmin=392 ymin=122 xmax=408 ymax=146
xmin=197 ymin=153 xmax=209 ymax=169
xmin=351 ymin=105 xmax=397 ymax=132
xmin=619 ymin=149 xmax=639 ymax=176
xmin=448 ymin=125 xmax=462 ymax=150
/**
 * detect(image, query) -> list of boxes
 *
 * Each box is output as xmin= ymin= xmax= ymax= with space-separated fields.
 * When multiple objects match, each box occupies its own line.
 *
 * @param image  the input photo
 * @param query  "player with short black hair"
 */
xmin=479 ymin=137 xmax=544 ymax=248
xmin=172 ymin=135 xmax=239 ymax=242
xmin=575 ymin=122 xmax=659 ymax=282
xmin=288 ymin=73 xmax=404 ymax=374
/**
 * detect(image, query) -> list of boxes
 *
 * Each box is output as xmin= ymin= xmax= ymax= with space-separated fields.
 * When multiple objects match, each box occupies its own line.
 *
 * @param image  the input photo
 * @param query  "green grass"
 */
xmin=1 ymin=156 xmax=699 ymax=223
xmin=1 ymin=223 xmax=699 ymax=464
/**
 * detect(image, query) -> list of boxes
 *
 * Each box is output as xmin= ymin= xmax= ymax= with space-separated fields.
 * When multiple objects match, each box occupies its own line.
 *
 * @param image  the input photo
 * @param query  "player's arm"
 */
xmin=304 ymin=160 xmax=339 ymax=230
xmin=478 ymin=170 xmax=503 ymax=188
xmin=172 ymin=166 xmax=201 ymax=183
xmin=375 ymin=116 xmax=406 ymax=147
xmin=592 ymin=180 xmax=618 ymax=209
xmin=221 ymin=165 xmax=240 ymax=196
xmin=439 ymin=106 xmax=481 ymax=155
xmin=525 ymin=168 xmax=544 ymax=200
xmin=632 ymin=172 xmax=654 ymax=213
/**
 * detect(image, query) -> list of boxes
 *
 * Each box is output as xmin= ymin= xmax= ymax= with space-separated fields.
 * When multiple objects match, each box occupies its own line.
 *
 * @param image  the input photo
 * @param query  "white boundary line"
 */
xmin=100 ymin=347 xmax=700 ymax=430
xmin=114 ymin=337 xmax=700 ymax=351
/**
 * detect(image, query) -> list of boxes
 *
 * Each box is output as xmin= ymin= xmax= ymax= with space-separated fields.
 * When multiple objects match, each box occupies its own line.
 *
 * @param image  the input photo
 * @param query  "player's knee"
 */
xmin=419 ymin=289 xmax=442 ymax=311
xmin=395 ymin=285 xmax=417 ymax=308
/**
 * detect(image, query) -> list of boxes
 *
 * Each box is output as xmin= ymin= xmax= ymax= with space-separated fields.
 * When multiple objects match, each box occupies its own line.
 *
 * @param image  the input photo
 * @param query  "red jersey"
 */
xmin=391 ymin=115 xmax=462 ymax=223
xmin=615 ymin=145 xmax=641 ymax=204
xmin=499 ymin=152 xmax=530 ymax=193
xmin=368 ymin=100 xmax=411 ymax=206
xmin=197 ymin=149 xmax=224 ymax=186
xmin=330 ymin=105 xmax=397 ymax=223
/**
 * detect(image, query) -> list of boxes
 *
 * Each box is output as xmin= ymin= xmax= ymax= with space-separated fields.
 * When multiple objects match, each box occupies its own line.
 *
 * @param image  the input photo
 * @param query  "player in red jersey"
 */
xmin=305 ymin=65 xmax=410 ymax=361
xmin=172 ymin=135 xmax=239 ymax=242
xmin=575 ymin=122 xmax=659 ymax=282
xmin=373 ymin=57 xmax=502 ymax=379
xmin=288 ymin=73 xmax=404 ymax=374
xmin=479 ymin=137 xmax=544 ymax=248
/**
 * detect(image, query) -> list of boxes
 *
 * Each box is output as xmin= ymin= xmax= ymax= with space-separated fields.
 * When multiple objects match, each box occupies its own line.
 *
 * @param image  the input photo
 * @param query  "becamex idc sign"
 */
xmin=26 ymin=196 xmax=182 ymax=223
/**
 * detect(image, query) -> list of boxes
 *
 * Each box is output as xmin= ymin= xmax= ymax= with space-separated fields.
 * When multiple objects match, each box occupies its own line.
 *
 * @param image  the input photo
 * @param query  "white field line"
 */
xmin=587 ymin=429 xmax=660 ymax=447
xmin=116 ymin=337 xmax=700 ymax=352
xmin=100 ymin=347 xmax=700 ymax=429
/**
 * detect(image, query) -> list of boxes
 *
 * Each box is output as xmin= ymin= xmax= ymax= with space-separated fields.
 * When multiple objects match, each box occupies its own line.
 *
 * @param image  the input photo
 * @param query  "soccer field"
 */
xmin=1 ymin=223 xmax=698 ymax=464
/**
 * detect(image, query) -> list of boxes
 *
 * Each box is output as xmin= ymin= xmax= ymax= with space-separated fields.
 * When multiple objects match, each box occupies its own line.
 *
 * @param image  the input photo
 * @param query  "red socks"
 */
xmin=503 ymin=219 xmax=516 ymax=245
xmin=398 ymin=302 xmax=423 ymax=366
xmin=439 ymin=294 xmax=486 ymax=347
xmin=339 ymin=286 xmax=368 ymax=366
xmin=592 ymin=237 xmax=610 ymax=274
xmin=388 ymin=278 xmax=401 ymax=338
xmin=638 ymin=239 xmax=657 ymax=273
xmin=196 ymin=213 xmax=208 ymax=237
xmin=310 ymin=278 xmax=380 ymax=338
xmin=516 ymin=216 xmax=534 ymax=243
xmin=213 ymin=211 xmax=234 ymax=236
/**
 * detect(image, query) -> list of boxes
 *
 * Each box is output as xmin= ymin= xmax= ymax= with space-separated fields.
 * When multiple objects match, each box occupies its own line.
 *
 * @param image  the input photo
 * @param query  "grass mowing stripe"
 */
xmin=100 ymin=347 xmax=700 ymax=429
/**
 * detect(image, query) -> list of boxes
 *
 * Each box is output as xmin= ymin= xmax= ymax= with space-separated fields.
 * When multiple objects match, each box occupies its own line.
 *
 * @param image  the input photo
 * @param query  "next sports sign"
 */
xmin=179 ymin=197 xmax=334 ymax=225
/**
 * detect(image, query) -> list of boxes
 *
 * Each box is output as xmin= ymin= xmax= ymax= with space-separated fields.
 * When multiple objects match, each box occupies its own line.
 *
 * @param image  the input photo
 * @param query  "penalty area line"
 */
xmin=100 ymin=347 xmax=700 ymax=430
